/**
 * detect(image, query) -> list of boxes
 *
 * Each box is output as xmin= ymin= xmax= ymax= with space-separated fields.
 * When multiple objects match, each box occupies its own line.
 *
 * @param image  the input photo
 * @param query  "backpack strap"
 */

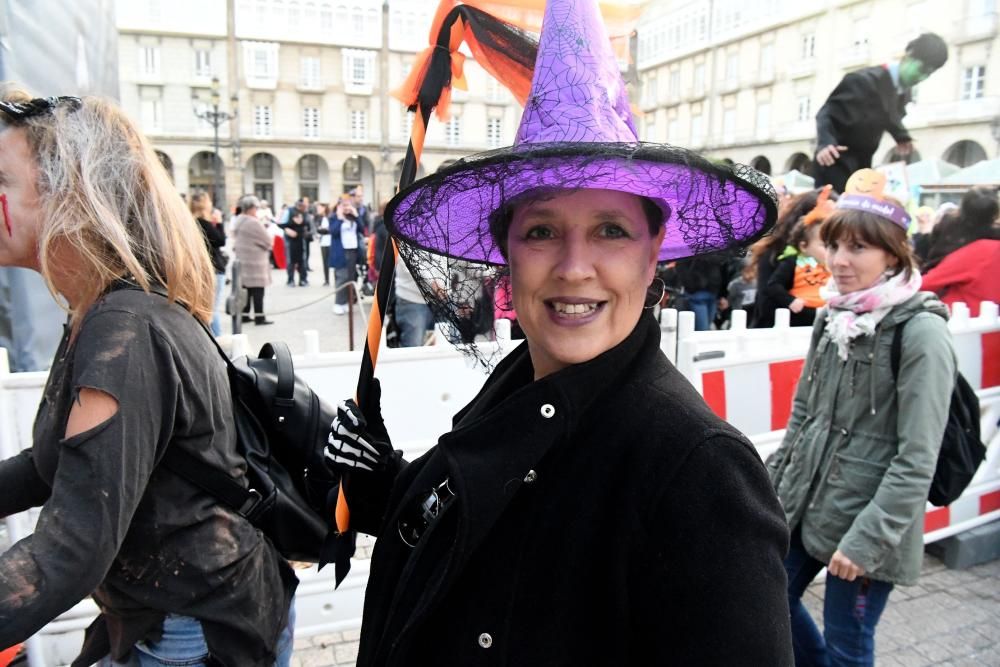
xmin=890 ymin=319 xmax=907 ymax=381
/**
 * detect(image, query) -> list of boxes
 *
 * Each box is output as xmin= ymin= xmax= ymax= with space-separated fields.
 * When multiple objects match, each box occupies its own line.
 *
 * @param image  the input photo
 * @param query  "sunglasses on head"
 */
xmin=0 ymin=96 xmax=82 ymax=122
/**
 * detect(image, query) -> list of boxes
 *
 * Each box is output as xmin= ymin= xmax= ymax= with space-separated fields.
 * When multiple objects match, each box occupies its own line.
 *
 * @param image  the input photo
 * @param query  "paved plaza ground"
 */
xmin=244 ymin=257 xmax=1000 ymax=666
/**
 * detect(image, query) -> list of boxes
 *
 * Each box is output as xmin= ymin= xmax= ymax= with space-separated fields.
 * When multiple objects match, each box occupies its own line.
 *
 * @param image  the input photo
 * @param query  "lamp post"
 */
xmin=192 ymin=77 xmax=238 ymax=207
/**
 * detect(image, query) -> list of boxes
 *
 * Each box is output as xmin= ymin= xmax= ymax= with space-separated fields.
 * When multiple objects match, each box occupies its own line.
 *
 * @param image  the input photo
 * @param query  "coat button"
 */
xmin=840 ymin=428 xmax=849 ymax=436
xmin=540 ymin=404 xmax=556 ymax=418
xmin=478 ymin=632 xmax=493 ymax=648
xmin=524 ymin=470 xmax=538 ymax=483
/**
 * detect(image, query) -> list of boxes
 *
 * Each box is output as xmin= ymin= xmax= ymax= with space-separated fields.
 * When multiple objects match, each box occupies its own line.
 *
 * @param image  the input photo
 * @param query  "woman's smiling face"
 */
xmin=507 ymin=188 xmax=664 ymax=380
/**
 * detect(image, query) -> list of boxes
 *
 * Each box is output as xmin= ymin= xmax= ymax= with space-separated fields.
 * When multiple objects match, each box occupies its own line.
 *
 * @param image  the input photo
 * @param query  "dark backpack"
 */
xmin=890 ymin=320 xmax=985 ymax=507
xmin=121 ymin=285 xmax=351 ymax=577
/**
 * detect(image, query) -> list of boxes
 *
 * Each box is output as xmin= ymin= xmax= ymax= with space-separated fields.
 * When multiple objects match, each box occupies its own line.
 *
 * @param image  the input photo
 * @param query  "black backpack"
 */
xmin=890 ymin=320 xmax=985 ymax=507
xmin=122 ymin=285 xmax=352 ymax=578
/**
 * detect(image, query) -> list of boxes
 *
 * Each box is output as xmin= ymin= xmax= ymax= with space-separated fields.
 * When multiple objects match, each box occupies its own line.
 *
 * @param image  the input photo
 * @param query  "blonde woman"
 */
xmin=190 ymin=191 xmax=228 ymax=335
xmin=0 ymin=89 xmax=295 ymax=666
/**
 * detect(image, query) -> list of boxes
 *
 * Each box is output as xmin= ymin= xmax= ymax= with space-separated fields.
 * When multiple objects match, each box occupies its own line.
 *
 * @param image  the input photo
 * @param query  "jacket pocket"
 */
xmin=825 ymin=452 xmax=888 ymax=517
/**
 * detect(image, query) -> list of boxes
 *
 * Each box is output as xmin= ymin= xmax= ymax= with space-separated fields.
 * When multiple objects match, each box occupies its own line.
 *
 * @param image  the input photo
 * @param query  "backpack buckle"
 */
xmin=240 ymin=488 xmax=263 ymax=517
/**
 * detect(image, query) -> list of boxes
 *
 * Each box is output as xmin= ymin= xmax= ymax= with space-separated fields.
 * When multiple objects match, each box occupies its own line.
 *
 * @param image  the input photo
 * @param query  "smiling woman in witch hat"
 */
xmin=323 ymin=1 xmax=793 ymax=664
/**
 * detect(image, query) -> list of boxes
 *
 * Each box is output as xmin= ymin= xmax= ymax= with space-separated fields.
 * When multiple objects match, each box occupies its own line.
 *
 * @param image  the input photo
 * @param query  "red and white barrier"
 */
xmin=1 ymin=304 xmax=996 ymax=665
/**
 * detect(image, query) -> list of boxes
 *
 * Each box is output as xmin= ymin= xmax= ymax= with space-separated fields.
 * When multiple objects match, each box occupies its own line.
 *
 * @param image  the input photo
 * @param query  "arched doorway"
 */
xmin=244 ymin=153 xmax=283 ymax=209
xmin=297 ymin=154 xmax=330 ymax=202
xmin=188 ymin=151 xmax=224 ymax=207
xmin=393 ymin=158 xmax=426 ymax=187
xmin=784 ymin=152 xmax=812 ymax=175
xmin=343 ymin=154 xmax=376 ymax=197
xmin=882 ymin=146 xmax=922 ymax=164
xmin=155 ymin=150 xmax=174 ymax=181
xmin=942 ymin=140 xmax=987 ymax=168
xmin=750 ymin=155 xmax=772 ymax=175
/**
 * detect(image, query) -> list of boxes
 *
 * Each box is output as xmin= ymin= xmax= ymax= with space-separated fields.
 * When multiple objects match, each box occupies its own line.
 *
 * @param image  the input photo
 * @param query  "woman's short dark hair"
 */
xmin=820 ymin=208 xmax=918 ymax=279
xmin=905 ymin=33 xmax=948 ymax=70
xmin=959 ymin=186 xmax=999 ymax=229
xmin=487 ymin=189 xmax=665 ymax=259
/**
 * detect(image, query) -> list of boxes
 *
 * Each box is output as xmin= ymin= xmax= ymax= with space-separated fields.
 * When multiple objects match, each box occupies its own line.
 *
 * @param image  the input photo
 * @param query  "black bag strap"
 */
xmin=258 ymin=342 xmax=297 ymax=430
xmin=890 ymin=320 xmax=907 ymax=381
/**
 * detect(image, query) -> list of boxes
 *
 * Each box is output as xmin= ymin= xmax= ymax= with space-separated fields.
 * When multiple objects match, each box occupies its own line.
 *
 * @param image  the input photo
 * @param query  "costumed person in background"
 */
xmin=0 ymin=89 xmax=296 ymax=666
xmin=751 ymin=189 xmax=825 ymax=328
xmin=768 ymin=169 xmax=956 ymax=667
xmin=323 ymin=1 xmax=793 ymax=664
xmin=813 ymin=33 xmax=948 ymax=193
xmin=765 ymin=185 xmax=835 ymax=327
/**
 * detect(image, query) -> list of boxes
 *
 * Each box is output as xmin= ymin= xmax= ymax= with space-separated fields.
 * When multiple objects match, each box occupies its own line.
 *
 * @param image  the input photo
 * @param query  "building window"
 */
xmin=299 ymin=155 xmax=319 ymax=180
xmin=140 ymin=46 xmax=160 ymax=77
xmin=667 ymin=118 xmax=679 ymax=142
xmin=289 ymin=0 xmax=301 ymax=25
xmin=254 ymin=105 xmax=273 ymax=137
xmin=797 ymin=96 xmax=811 ymax=122
xmin=352 ymin=5 xmax=364 ymax=33
xmin=321 ymin=2 xmax=333 ymax=29
xmin=643 ymin=73 xmax=657 ymax=106
xmin=693 ymin=63 xmax=705 ymax=94
xmin=445 ymin=115 xmax=462 ymax=147
xmin=350 ymin=109 xmax=368 ymax=141
xmin=343 ymin=49 xmax=375 ymax=91
xmin=336 ymin=4 xmax=348 ymax=27
xmin=253 ymin=153 xmax=274 ymax=179
xmin=668 ymin=69 xmax=680 ymax=100
xmin=722 ymin=109 xmax=736 ymax=142
xmin=141 ymin=98 xmax=162 ymax=131
xmin=725 ymin=52 xmax=738 ymax=84
xmin=304 ymin=1 xmax=318 ymax=25
xmin=961 ymin=65 xmax=986 ymax=100
xmin=300 ymin=56 xmax=321 ymax=88
xmin=486 ymin=76 xmax=506 ymax=103
xmin=244 ymin=42 xmax=279 ymax=86
xmin=194 ymin=49 xmax=212 ymax=78
xmin=645 ymin=116 xmax=656 ymax=142
xmin=755 ymin=102 xmax=771 ymax=138
xmin=303 ymin=107 xmax=320 ymax=138
xmin=690 ymin=114 xmax=703 ymax=146
xmin=367 ymin=7 xmax=379 ymax=35
xmin=800 ymin=33 xmax=816 ymax=59
xmin=487 ymin=117 xmax=502 ymax=148
xmin=271 ymin=0 xmax=286 ymax=25
xmin=760 ymin=44 xmax=774 ymax=80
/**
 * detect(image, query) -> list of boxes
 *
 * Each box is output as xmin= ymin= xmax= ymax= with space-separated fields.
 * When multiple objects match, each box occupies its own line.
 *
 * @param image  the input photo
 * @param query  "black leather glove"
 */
xmin=324 ymin=380 xmax=393 ymax=472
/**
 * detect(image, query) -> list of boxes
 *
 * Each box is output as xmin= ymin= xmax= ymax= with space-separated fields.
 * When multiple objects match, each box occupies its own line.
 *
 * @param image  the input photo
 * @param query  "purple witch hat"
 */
xmin=386 ymin=0 xmax=777 ymax=265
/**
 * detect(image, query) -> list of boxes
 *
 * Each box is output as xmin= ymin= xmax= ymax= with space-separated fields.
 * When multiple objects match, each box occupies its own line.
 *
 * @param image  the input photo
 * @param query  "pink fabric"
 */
xmin=819 ymin=270 xmax=923 ymax=360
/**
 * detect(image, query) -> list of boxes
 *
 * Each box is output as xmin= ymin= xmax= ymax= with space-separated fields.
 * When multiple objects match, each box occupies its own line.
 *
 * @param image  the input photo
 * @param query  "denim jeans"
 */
xmin=396 ymin=298 xmax=434 ymax=347
xmin=211 ymin=273 xmax=226 ymax=336
xmin=101 ymin=601 xmax=295 ymax=666
xmin=784 ymin=529 xmax=893 ymax=667
xmin=687 ymin=290 xmax=717 ymax=331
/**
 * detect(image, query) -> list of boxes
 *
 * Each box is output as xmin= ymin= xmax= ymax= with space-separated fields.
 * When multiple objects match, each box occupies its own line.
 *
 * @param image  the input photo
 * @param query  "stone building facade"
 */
xmin=116 ymin=0 xmax=524 ymax=210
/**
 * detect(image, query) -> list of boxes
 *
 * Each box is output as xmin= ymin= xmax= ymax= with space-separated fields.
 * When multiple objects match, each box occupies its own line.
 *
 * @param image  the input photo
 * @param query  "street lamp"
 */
xmin=192 ymin=77 xmax=238 ymax=207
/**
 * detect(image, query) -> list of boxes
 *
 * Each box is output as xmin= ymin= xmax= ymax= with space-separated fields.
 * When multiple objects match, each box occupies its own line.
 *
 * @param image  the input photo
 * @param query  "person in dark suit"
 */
xmin=813 ymin=33 xmax=948 ymax=193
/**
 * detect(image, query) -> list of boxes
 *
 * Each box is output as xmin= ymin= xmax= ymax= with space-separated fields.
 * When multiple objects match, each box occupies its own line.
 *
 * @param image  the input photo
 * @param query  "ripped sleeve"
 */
xmin=0 ymin=310 xmax=178 ymax=647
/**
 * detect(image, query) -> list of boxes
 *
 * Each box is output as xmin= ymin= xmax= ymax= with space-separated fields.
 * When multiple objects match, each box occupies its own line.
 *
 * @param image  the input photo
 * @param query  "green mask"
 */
xmin=899 ymin=58 xmax=930 ymax=88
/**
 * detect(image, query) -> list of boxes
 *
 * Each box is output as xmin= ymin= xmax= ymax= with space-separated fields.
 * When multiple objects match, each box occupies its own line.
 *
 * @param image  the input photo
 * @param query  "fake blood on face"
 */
xmin=0 ymin=194 xmax=10 ymax=237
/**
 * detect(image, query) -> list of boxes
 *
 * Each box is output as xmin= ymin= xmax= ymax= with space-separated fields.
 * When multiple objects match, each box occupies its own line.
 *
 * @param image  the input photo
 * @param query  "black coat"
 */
xmin=350 ymin=314 xmax=793 ymax=666
xmin=813 ymin=65 xmax=911 ymax=193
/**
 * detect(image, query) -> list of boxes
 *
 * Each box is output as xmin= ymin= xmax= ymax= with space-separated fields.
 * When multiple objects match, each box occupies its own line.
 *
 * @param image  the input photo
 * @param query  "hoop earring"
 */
xmin=644 ymin=277 xmax=666 ymax=310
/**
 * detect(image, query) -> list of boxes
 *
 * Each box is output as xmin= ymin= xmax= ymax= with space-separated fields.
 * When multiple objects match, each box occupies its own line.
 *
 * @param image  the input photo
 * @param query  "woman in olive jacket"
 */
xmin=767 ymin=177 xmax=957 ymax=666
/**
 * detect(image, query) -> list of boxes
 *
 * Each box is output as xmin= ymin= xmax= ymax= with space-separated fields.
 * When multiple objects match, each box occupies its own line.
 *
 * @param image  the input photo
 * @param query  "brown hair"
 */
xmin=819 ymin=207 xmax=917 ymax=279
xmin=189 ymin=191 xmax=211 ymax=219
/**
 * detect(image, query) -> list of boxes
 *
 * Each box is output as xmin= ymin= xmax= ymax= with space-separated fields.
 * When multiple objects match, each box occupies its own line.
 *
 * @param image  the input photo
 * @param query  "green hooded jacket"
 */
xmin=767 ymin=292 xmax=956 ymax=585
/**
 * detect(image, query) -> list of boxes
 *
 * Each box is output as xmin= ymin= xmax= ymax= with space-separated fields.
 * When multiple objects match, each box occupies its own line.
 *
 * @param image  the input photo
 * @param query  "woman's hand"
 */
xmin=828 ymin=549 xmax=865 ymax=581
xmin=789 ymin=298 xmax=806 ymax=314
xmin=285 ymin=228 xmax=299 ymax=239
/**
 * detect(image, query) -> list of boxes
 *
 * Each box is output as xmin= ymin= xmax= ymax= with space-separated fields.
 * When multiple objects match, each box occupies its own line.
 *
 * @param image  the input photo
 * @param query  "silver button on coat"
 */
xmin=540 ymin=403 xmax=555 ymax=418
xmin=524 ymin=470 xmax=538 ymax=483
xmin=478 ymin=632 xmax=493 ymax=648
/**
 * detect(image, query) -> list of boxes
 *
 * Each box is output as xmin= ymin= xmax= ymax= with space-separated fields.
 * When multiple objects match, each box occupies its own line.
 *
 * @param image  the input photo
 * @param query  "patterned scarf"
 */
xmin=819 ymin=270 xmax=923 ymax=360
